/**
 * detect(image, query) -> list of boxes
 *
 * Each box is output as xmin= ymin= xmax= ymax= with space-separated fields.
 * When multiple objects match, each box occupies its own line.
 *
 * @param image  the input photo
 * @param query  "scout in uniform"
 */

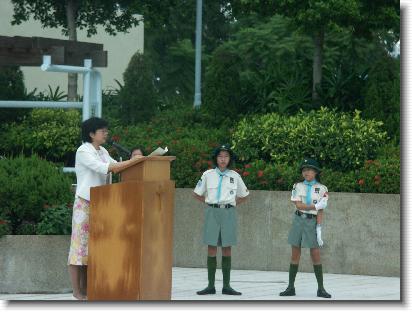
xmin=279 ymin=158 xmax=332 ymax=298
xmin=193 ymin=144 xmax=249 ymax=295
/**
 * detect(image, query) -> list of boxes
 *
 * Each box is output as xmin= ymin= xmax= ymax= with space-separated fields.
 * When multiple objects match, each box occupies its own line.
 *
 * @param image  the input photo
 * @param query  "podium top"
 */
xmin=119 ymin=156 xmax=176 ymax=182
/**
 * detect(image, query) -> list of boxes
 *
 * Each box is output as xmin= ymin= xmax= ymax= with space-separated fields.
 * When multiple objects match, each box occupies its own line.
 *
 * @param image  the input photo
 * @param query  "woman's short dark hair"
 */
xmin=81 ymin=117 xmax=108 ymax=143
xmin=130 ymin=146 xmax=145 ymax=157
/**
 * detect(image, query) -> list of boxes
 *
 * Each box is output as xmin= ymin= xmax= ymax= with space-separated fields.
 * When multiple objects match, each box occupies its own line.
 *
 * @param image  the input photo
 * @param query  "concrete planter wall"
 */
xmin=0 ymin=189 xmax=400 ymax=293
xmin=173 ymin=190 xmax=400 ymax=278
xmin=0 ymin=235 xmax=71 ymax=293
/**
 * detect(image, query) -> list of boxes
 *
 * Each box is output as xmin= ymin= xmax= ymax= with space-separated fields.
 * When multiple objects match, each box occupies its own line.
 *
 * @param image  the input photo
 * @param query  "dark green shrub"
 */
xmin=36 ymin=204 xmax=72 ymax=235
xmin=15 ymin=221 xmax=37 ymax=235
xmin=0 ymin=155 xmax=73 ymax=234
xmin=0 ymin=66 xmax=29 ymax=124
xmin=355 ymin=144 xmax=400 ymax=194
xmin=0 ymin=108 xmax=81 ymax=163
xmin=119 ymin=52 xmax=159 ymax=124
xmin=363 ymin=55 xmax=400 ymax=142
xmin=232 ymin=107 xmax=388 ymax=171
xmin=0 ymin=218 xmax=12 ymax=236
xmin=234 ymin=160 xmax=299 ymax=191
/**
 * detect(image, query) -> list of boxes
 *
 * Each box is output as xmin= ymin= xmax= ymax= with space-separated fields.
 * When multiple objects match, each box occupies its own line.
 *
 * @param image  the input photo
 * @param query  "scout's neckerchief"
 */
xmin=303 ymin=179 xmax=317 ymax=205
xmin=215 ymin=167 xmax=229 ymax=203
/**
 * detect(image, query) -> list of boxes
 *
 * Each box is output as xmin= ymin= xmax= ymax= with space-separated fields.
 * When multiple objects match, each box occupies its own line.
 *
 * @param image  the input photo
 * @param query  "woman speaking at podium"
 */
xmin=67 ymin=117 xmax=142 ymax=300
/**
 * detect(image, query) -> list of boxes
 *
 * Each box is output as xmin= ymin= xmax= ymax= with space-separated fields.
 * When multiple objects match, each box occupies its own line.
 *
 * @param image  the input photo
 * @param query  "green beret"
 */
xmin=299 ymin=158 xmax=321 ymax=172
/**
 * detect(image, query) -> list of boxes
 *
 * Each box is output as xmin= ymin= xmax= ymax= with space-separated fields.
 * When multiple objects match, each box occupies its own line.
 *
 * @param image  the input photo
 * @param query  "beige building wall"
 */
xmin=0 ymin=0 xmax=144 ymax=95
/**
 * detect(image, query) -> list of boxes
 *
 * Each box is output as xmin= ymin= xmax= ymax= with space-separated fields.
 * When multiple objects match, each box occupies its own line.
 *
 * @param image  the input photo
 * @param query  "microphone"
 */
xmin=107 ymin=139 xmax=131 ymax=155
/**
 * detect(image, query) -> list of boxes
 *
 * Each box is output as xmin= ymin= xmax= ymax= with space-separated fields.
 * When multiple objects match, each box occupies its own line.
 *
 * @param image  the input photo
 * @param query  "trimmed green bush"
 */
xmin=0 ymin=155 xmax=73 ymax=234
xmin=232 ymin=107 xmax=388 ymax=171
xmin=105 ymin=104 xmax=398 ymax=193
xmin=235 ymin=144 xmax=399 ymax=194
xmin=0 ymin=108 xmax=81 ymax=163
xmin=36 ymin=203 xmax=72 ymax=235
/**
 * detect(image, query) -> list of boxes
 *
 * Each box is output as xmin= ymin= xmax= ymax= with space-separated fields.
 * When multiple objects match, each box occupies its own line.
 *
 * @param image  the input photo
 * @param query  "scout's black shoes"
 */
xmin=222 ymin=286 xmax=242 ymax=295
xmin=196 ymin=286 xmax=216 ymax=295
xmin=317 ymin=288 xmax=332 ymax=298
xmin=279 ymin=287 xmax=296 ymax=296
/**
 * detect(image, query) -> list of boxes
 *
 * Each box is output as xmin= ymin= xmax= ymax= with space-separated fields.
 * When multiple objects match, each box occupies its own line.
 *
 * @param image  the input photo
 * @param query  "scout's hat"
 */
xmin=299 ymin=158 xmax=321 ymax=172
xmin=212 ymin=143 xmax=236 ymax=158
xmin=212 ymin=144 xmax=237 ymax=164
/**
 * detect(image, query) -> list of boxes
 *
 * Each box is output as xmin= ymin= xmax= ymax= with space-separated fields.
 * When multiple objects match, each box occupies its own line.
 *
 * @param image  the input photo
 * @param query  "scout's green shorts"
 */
xmin=203 ymin=206 xmax=237 ymax=247
xmin=287 ymin=212 xmax=319 ymax=248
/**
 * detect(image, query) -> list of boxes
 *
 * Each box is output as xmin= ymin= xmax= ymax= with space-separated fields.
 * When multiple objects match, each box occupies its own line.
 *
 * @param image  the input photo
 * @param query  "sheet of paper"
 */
xmin=148 ymin=146 xmax=168 ymax=156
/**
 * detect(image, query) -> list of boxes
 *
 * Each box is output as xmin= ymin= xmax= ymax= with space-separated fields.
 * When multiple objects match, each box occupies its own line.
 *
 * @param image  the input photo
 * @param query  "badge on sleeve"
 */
xmin=196 ymin=179 xmax=202 ymax=188
xmin=292 ymin=184 xmax=297 ymax=197
xmin=230 ymin=177 xmax=234 ymax=183
xmin=315 ymin=188 xmax=320 ymax=193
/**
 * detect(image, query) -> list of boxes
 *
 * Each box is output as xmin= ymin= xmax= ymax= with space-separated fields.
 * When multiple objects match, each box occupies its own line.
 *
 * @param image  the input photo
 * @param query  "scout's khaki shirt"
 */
xmin=291 ymin=182 xmax=329 ymax=215
xmin=194 ymin=168 xmax=249 ymax=206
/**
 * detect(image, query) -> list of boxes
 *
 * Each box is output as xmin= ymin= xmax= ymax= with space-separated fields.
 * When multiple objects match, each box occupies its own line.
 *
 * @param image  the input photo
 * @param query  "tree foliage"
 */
xmin=203 ymin=15 xmax=313 ymax=123
xmin=231 ymin=0 xmax=400 ymax=100
xmin=11 ymin=0 xmax=141 ymax=37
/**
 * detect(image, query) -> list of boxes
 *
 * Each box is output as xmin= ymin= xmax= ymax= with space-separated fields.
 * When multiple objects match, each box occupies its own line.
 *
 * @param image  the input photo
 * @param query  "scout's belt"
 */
xmin=295 ymin=210 xmax=316 ymax=219
xmin=208 ymin=204 xmax=234 ymax=209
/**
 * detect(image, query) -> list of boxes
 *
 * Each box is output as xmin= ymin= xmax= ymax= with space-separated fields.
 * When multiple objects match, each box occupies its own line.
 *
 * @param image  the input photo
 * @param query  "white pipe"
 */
xmin=41 ymin=55 xmax=92 ymax=74
xmin=94 ymin=71 xmax=102 ymax=117
xmin=83 ymin=71 xmax=91 ymax=121
xmin=0 ymin=101 xmax=82 ymax=108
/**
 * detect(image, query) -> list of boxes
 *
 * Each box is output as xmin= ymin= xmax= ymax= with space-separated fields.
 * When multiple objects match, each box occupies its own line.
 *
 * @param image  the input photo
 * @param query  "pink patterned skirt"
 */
xmin=67 ymin=197 xmax=90 ymax=265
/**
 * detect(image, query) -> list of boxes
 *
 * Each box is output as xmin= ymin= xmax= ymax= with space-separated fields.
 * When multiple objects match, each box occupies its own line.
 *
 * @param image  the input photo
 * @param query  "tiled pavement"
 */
xmin=0 ymin=267 xmax=400 ymax=301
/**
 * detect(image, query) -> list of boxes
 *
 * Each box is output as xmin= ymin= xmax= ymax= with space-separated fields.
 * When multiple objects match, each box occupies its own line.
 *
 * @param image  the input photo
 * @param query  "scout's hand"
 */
xmin=316 ymin=224 xmax=324 ymax=247
xmin=314 ymin=198 xmax=327 ymax=211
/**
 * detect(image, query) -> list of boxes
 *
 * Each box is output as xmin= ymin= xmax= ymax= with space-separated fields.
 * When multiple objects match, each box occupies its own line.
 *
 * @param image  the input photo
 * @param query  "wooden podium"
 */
xmin=87 ymin=156 xmax=176 ymax=300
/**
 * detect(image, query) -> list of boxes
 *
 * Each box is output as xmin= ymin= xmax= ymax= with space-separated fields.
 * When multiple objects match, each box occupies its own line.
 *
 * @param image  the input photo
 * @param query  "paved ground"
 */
xmin=0 ymin=267 xmax=400 ymax=301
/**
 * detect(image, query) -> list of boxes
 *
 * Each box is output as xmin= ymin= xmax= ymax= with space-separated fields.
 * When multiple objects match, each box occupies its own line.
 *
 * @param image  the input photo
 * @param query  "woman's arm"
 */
xmin=108 ymin=156 xmax=143 ymax=174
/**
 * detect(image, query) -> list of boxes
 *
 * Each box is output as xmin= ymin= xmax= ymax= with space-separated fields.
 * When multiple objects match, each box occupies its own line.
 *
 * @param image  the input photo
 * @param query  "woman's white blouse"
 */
xmin=75 ymin=142 xmax=117 ymax=201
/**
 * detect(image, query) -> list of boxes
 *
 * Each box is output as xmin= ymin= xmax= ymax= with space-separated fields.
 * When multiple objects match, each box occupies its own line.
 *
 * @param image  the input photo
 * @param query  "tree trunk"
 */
xmin=312 ymin=29 xmax=324 ymax=102
xmin=66 ymin=0 xmax=78 ymax=101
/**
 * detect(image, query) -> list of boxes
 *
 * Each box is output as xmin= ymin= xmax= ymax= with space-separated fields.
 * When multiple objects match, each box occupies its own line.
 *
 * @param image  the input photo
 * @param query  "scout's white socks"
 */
xmin=316 ymin=224 xmax=323 ymax=247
